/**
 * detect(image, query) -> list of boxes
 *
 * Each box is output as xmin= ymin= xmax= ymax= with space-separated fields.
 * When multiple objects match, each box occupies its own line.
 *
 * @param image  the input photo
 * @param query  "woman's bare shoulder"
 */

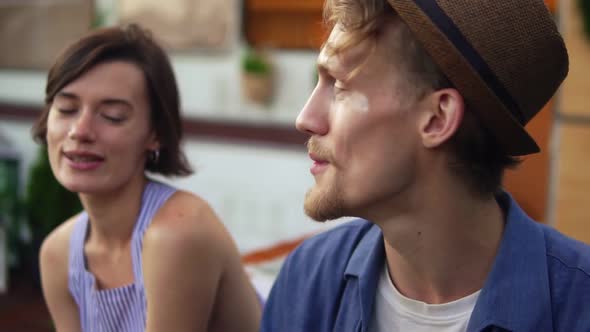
xmin=144 ymin=190 xmax=233 ymax=263
xmin=151 ymin=190 xmax=223 ymax=232
xmin=39 ymin=213 xmax=83 ymax=270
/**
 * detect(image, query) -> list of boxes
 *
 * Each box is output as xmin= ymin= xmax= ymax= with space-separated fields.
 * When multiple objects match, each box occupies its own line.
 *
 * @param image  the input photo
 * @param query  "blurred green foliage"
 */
xmin=0 ymin=153 xmax=23 ymax=269
xmin=242 ymin=49 xmax=272 ymax=76
xmin=25 ymin=146 xmax=82 ymax=248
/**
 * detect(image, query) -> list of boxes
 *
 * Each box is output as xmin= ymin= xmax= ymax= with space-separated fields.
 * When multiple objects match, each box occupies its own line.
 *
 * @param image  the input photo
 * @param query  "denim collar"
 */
xmin=343 ymin=192 xmax=552 ymax=332
xmin=467 ymin=192 xmax=552 ymax=331
xmin=343 ymin=223 xmax=384 ymax=330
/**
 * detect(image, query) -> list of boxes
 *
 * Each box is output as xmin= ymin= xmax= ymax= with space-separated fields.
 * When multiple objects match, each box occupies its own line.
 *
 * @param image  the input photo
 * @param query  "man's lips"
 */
xmin=309 ymin=152 xmax=329 ymax=164
xmin=309 ymin=152 xmax=330 ymax=175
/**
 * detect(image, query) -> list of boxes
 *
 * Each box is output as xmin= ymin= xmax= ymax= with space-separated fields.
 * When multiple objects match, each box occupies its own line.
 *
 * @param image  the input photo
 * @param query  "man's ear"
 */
xmin=418 ymin=89 xmax=464 ymax=149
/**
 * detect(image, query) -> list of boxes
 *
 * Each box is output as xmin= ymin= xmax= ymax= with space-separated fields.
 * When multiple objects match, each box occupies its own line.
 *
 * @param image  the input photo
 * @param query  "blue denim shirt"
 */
xmin=261 ymin=192 xmax=590 ymax=331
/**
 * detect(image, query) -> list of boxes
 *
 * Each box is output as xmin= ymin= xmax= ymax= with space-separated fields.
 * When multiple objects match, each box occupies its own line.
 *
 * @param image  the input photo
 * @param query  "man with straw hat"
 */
xmin=262 ymin=0 xmax=590 ymax=331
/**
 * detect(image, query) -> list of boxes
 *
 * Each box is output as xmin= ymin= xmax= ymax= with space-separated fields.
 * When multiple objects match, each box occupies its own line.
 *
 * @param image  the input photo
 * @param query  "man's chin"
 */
xmin=303 ymin=187 xmax=345 ymax=222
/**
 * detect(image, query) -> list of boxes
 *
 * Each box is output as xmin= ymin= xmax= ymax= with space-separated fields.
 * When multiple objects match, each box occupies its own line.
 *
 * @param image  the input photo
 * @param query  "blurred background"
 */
xmin=0 ymin=0 xmax=588 ymax=330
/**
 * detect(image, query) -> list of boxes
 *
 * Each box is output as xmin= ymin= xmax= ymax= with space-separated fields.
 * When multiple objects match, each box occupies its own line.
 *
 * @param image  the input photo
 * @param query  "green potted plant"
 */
xmin=241 ymin=48 xmax=275 ymax=105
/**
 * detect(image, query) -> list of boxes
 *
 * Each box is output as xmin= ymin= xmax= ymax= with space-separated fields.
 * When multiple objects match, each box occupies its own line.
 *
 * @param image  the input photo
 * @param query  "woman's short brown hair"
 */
xmin=33 ymin=24 xmax=193 ymax=177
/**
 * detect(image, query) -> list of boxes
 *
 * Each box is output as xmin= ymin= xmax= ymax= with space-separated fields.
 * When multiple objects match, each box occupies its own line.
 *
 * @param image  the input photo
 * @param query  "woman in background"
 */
xmin=36 ymin=24 xmax=261 ymax=332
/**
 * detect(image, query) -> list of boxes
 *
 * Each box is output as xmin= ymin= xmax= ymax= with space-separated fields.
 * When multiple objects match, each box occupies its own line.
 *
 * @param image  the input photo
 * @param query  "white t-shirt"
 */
xmin=369 ymin=263 xmax=481 ymax=332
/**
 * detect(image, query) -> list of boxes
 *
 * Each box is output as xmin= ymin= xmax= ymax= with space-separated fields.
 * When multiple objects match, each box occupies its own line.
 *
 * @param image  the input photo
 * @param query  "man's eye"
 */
xmin=334 ymin=85 xmax=348 ymax=96
xmin=334 ymin=79 xmax=348 ymax=91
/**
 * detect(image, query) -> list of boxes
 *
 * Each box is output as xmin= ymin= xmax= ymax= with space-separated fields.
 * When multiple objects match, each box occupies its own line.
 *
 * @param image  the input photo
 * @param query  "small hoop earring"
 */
xmin=150 ymin=149 xmax=160 ymax=164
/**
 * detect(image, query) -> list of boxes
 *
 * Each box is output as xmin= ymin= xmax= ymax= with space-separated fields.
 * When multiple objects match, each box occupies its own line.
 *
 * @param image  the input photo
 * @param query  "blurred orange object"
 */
xmin=545 ymin=0 xmax=557 ymax=13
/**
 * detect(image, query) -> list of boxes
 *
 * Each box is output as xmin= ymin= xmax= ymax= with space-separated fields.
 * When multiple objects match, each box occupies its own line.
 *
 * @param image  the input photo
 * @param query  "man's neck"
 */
xmin=374 ymin=179 xmax=505 ymax=304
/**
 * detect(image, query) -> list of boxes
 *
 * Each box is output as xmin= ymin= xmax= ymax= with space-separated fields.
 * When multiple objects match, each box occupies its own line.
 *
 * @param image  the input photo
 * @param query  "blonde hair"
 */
xmin=323 ymin=0 xmax=448 ymax=97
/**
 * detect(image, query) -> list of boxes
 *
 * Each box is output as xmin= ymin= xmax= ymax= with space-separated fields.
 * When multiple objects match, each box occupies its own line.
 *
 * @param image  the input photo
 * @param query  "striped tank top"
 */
xmin=68 ymin=181 xmax=176 ymax=332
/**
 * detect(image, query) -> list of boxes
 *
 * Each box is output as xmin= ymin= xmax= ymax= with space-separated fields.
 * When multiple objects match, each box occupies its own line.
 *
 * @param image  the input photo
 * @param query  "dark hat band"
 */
xmin=413 ymin=0 xmax=526 ymax=124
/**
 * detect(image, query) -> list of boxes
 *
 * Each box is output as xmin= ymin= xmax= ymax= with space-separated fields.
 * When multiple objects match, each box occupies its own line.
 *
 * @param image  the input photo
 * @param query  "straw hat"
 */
xmin=387 ymin=0 xmax=568 ymax=155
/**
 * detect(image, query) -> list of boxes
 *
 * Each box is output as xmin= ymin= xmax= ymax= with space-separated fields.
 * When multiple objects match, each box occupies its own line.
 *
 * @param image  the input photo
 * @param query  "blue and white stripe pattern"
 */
xmin=68 ymin=181 xmax=176 ymax=332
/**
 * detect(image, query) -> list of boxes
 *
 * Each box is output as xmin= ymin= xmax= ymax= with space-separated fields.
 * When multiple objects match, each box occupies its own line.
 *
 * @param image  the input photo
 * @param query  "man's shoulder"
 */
xmin=273 ymin=218 xmax=380 ymax=294
xmin=536 ymin=224 xmax=590 ymax=329
xmin=540 ymin=223 xmax=590 ymax=276
xmin=261 ymin=219 xmax=380 ymax=331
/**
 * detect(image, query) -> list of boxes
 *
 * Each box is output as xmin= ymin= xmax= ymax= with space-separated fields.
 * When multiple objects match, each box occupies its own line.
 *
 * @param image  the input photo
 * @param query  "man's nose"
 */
xmin=296 ymin=84 xmax=329 ymax=136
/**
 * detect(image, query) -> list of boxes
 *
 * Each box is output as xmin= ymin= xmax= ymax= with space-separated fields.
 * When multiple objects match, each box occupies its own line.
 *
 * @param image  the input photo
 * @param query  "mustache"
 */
xmin=306 ymin=139 xmax=335 ymax=165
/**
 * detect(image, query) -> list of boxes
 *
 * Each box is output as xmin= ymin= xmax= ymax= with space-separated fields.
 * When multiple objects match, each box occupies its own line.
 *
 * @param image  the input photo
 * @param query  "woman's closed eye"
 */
xmin=56 ymin=107 xmax=78 ymax=116
xmin=101 ymin=112 xmax=126 ymax=124
xmin=100 ymin=105 xmax=129 ymax=124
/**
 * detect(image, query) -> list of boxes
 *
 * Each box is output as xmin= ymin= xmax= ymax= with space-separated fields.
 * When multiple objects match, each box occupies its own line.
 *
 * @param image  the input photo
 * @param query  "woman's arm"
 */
xmin=39 ymin=218 xmax=82 ymax=332
xmin=205 ymin=223 xmax=262 ymax=332
xmin=142 ymin=192 xmax=261 ymax=332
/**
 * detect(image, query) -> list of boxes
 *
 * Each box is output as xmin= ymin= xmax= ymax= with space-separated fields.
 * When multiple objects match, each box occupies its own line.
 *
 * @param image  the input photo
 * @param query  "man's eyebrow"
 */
xmin=317 ymin=58 xmax=330 ymax=76
xmin=316 ymin=43 xmax=365 ymax=81
xmin=317 ymin=46 xmax=344 ymax=78
xmin=317 ymin=48 xmax=332 ymax=75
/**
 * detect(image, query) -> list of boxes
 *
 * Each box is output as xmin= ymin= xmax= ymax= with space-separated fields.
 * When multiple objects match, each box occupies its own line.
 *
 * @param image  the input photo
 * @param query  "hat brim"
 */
xmin=388 ymin=0 xmax=540 ymax=156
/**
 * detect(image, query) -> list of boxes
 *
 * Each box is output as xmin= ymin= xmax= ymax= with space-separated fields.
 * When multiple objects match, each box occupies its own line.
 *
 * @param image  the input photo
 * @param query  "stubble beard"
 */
xmin=303 ymin=179 xmax=346 ymax=222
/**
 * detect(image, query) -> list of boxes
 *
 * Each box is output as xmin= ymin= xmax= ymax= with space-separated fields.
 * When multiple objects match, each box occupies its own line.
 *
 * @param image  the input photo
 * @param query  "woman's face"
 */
xmin=46 ymin=61 xmax=158 ymax=195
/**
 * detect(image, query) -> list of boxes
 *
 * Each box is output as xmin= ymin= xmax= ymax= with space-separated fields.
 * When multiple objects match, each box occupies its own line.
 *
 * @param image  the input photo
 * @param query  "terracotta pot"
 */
xmin=242 ymin=72 xmax=274 ymax=105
